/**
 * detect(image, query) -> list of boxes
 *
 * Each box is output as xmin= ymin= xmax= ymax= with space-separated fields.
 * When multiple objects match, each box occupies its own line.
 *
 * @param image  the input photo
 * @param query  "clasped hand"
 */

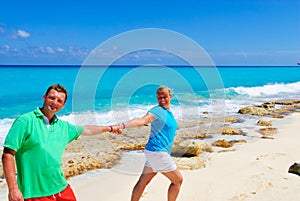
xmin=110 ymin=125 xmax=123 ymax=134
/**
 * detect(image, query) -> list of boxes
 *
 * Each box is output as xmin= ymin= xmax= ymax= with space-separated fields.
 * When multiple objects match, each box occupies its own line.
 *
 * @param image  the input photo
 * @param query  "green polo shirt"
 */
xmin=4 ymin=108 xmax=84 ymax=199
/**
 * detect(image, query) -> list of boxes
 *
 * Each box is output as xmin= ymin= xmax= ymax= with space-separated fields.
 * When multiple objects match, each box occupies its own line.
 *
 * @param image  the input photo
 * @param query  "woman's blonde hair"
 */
xmin=156 ymin=86 xmax=172 ymax=96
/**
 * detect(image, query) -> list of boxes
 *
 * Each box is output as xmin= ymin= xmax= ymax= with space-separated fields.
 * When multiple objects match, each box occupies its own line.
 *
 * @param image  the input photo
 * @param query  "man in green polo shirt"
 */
xmin=2 ymin=84 xmax=121 ymax=201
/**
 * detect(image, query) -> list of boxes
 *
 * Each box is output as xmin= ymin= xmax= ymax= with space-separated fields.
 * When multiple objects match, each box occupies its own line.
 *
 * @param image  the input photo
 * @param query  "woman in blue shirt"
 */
xmin=118 ymin=86 xmax=183 ymax=201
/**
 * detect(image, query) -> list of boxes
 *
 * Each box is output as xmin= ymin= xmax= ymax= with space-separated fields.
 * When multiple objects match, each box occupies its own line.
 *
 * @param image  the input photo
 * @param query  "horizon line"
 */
xmin=0 ymin=64 xmax=299 ymax=68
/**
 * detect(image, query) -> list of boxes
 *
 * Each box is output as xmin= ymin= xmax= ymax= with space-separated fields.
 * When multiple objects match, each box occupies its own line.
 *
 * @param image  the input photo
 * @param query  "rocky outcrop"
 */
xmin=238 ymin=106 xmax=270 ymax=116
xmin=116 ymin=142 xmax=146 ymax=150
xmin=213 ymin=139 xmax=232 ymax=148
xmin=257 ymin=119 xmax=272 ymax=126
xmin=261 ymin=102 xmax=275 ymax=109
xmin=171 ymin=140 xmax=213 ymax=157
xmin=275 ymin=100 xmax=300 ymax=105
xmin=288 ymin=162 xmax=300 ymax=176
xmin=258 ymin=127 xmax=278 ymax=136
xmin=238 ymin=99 xmax=300 ymax=117
xmin=63 ymin=152 xmax=120 ymax=179
xmin=212 ymin=139 xmax=247 ymax=148
xmin=222 ymin=127 xmax=244 ymax=135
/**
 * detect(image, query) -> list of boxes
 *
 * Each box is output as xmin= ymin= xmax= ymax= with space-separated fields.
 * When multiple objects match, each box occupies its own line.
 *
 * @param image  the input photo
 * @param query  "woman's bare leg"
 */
xmin=131 ymin=166 xmax=157 ymax=201
xmin=162 ymin=168 xmax=183 ymax=201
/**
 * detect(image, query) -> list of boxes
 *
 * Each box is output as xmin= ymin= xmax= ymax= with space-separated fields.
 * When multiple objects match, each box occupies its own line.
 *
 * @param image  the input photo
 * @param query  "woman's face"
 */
xmin=156 ymin=91 xmax=172 ymax=109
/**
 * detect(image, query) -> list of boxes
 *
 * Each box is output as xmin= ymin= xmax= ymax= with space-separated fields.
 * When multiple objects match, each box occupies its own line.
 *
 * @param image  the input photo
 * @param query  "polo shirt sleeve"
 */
xmin=3 ymin=117 xmax=28 ymax=152
xmin=66 ymin=122 xmax=84 ymax=142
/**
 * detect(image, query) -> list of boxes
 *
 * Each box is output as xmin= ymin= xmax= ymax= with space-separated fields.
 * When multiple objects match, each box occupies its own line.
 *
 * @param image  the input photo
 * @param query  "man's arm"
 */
xmin=81 ymin=113 xmax=155 ymax=136
xmin=2 ymin=147 xmax=24 ymax=201
xmin=81 ymin=125 xmax=121 ymax=136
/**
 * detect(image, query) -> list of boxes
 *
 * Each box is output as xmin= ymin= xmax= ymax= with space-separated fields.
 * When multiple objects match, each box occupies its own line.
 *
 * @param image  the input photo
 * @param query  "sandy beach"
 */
xmin=1 ymin=102 xmax=300 ymax=201
xmin=67 ymin=113 xmax=300 ymax=201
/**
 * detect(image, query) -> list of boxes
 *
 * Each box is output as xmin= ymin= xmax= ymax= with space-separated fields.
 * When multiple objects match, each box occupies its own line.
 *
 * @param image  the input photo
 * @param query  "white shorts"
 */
xmin=144 ymin=149 xmax=177 ymax=172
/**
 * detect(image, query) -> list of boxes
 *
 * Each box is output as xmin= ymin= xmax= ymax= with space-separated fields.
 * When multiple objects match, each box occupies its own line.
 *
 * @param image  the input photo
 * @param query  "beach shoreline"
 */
xmin=1 ymin=101 xmax=300 ymax=200
xmin=69 ymin=112 xmax=300 ymax=201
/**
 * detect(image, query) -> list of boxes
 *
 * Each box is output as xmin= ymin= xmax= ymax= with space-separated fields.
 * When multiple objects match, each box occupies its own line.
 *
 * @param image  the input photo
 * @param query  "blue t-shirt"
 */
xmin=145 ymin=105 xmax=178 ymax=154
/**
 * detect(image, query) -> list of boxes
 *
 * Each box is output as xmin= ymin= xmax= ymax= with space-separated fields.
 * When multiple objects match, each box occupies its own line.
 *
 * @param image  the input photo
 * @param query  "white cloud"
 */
xmin=0 ymin=45 xmax=10 ymax=55
xmin=4 ymin=45 xmax=10 ymax=50
xmin=45 ymin=46 xmax=55 ymax=54
xmin=17 ymin=29 xmax=30 ymax=38
xmin=56 ymin=47 xmax=65 ymax=52
xmin=38 ymin=46 xmax=55 ymax=54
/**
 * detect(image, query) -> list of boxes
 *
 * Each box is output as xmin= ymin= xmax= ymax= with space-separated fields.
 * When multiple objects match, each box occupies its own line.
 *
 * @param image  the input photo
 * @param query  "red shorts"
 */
xmin=25 ymin=184 xmax=76 ymax=201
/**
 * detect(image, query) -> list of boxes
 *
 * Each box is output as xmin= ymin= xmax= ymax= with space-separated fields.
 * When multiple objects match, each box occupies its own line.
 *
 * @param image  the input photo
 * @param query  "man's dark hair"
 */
xmin=45 ymin=84 xmax=68 ymax=103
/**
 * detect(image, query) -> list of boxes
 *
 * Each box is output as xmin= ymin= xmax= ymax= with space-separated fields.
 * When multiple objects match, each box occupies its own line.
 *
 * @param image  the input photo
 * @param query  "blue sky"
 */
xmin=0 ymin=0 xmax=299 ymax=66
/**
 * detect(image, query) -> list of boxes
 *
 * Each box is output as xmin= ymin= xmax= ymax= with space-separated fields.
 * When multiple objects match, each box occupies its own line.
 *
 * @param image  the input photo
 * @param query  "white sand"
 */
xmin=70 ymin=113 xmax=300 ymax=201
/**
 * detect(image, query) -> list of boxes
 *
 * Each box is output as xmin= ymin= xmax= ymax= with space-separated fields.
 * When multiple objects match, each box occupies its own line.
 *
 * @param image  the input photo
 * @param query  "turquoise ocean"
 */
xmin=1 ymin=65 xmax=300 ymax=146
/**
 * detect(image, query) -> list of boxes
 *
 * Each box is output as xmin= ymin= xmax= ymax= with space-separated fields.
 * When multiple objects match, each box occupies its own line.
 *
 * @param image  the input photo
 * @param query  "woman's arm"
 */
xmin=118 ymin=113 xmax=156 ymax=129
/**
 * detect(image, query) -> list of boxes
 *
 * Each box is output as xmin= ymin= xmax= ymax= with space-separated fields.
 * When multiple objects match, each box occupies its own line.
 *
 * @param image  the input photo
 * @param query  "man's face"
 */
xmin=156 ymin=92 xmax=172 ymax=108
xmin=43 ymin=89 xmax=66 ymax=114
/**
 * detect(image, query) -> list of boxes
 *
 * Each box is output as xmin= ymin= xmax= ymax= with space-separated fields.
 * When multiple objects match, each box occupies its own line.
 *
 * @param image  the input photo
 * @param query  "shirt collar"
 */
xmin=34 ymin=107 xmax=58 ymax=124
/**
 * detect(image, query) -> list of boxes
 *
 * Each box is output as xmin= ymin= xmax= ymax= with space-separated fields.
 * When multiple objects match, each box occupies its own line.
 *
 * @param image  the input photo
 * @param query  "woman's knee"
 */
xmin=175 ymin=174 xmax=183 ymax=185
xmin=139 ymin=173 xmax=156 ymax=185
xmin=166 ymin=171 xmax=183 ymax=185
